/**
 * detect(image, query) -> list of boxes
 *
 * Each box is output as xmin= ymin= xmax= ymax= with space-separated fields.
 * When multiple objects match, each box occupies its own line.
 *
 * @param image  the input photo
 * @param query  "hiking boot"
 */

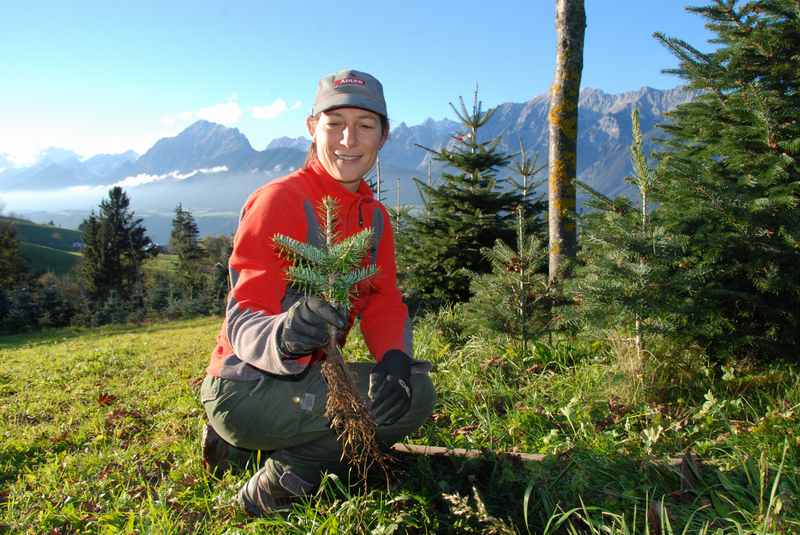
xmin=202 ymin=423 xmax=261 ymax=476
xmin=237 ymin=458 xmax=315 ymax=516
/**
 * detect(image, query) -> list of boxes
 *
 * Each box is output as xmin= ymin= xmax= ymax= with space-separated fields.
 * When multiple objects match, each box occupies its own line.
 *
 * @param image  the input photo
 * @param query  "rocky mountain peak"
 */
xmin=36 ymin=147 xmax=82 ymax=167
xmin=136 ymin=120 xmax=255 ymax=174
xmin=179 ymin=120 xmax=252 ymax=149
xmin=578 ymin=86 xmax=698 ymax=116
xmin=1 ymin=86 xmax=699 ymax=206
xmin=265 ymin=136 xmax=310 ymax=151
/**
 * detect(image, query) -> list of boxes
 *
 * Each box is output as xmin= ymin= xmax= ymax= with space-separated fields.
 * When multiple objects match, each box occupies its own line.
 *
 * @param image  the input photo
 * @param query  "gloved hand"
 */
xmin=368 ymin=350 xmax=413 ymax=426
xmin=279 ymin=296 xmax=347 ymax=356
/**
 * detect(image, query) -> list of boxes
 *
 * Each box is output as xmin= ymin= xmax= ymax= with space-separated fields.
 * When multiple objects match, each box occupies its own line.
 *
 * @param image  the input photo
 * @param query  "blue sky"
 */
xmin=0 ymin=1 xmax=716 ymax=165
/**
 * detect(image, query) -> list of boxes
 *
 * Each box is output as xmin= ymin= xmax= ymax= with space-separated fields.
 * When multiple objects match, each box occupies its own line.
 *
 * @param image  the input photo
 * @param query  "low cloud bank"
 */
xmin=0 ymin=166 xmax=230 ymax=211
xmin=115 ymin=165 xmax=229 ymax=187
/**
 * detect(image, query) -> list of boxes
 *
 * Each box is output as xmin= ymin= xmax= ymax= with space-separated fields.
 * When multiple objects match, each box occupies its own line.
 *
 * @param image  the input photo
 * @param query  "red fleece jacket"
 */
xmin=206 ymin=160 xmax=412 ymax=379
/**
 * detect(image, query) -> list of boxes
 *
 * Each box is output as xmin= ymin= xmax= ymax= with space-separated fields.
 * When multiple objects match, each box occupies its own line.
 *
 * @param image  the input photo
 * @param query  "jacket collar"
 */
xmin=306 ymin=159 xmax=375 ymax=201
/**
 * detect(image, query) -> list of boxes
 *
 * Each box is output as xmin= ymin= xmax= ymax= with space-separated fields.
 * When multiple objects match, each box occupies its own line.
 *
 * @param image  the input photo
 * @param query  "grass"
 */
xmin=2 ymin=216 xmax=83 ymax=275
xmin=143 ymin=253 xmax=179 ymax=277
xmin=0 ymin=216 xmax=82 ymax=251
xmin=1 ymin=314 xmax=798 ymax=533
xmin=18 ymin=242 xmax=81 ymax=276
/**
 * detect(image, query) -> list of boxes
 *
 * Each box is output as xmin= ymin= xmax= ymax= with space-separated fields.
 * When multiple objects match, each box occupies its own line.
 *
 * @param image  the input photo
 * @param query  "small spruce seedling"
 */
xmin=274 ymin=196 xmax=386 ymax=482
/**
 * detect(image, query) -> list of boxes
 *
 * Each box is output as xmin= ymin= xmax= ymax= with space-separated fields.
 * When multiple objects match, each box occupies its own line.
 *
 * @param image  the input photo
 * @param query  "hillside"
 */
xmin=1 ymin=216 xmax=83 ymax=275
xmin=142 ymin=253 xmax=178 ymax=276
xmin=0 ymin=216 xmax=82 ymax=250
xmin=18 ymin=242 xmax=80 ymax=275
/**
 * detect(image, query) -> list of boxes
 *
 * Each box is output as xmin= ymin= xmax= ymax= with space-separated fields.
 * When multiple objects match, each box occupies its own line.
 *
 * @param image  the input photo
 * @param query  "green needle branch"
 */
xmin=274 ymin=196 xmax=386 ymax=482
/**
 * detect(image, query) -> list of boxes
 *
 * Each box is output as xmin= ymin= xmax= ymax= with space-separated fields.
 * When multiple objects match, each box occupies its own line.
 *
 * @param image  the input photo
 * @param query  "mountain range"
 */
xmin=0 ymin=86 xmax=696 ymax=243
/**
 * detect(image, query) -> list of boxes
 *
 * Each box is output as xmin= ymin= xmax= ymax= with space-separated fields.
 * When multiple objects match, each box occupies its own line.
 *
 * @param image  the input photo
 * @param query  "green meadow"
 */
xmin=0 ymin=217 xmax=82 ymax=251
xmin=2 ymin=217 xmax=83 ymax=276
xmin=18 ymin=242 xmax=80 ymax=276
xmin=1 ymin=314 xmax=797 ymax=533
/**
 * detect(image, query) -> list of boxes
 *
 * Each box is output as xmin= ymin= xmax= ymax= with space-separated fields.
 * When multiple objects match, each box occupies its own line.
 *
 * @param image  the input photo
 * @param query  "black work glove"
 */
xmin=279 ymin=296 xmax=347 ymax=356
xmin=368 ymin=350 xmax=413 ymax=426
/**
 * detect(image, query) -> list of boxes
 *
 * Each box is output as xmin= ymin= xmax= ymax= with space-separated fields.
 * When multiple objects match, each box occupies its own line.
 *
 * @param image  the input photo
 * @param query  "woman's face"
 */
xmin=307 ymin=107 xmax=387 ymax=190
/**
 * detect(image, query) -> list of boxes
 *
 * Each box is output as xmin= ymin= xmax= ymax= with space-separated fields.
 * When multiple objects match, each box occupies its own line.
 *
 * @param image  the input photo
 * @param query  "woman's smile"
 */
xmin=307 ymin=107 xmax=386 ymax=190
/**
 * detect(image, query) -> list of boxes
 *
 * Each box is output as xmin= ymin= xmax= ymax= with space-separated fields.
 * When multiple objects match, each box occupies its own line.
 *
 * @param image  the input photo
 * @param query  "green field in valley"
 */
xmin=1 ymin=216 xmax=82 ymax=250
xmin=1 ymin=315 xmax=798 ymax=533
xmin=143 ymin=253 xmax=179 ymax=276
xmin=2 ymin=216 xmax=83 ymax=276
xmin=18 ymin=242 xmax=81 ymax=276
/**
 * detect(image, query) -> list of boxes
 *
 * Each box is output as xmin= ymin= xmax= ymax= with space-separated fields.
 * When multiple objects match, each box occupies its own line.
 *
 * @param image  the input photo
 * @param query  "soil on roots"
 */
xmin=322 ymin=344 xmax=389 ymax=485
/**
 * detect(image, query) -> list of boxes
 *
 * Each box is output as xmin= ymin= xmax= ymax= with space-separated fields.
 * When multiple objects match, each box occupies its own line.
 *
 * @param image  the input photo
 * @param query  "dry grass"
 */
xmin=605 ymin=331 xmax=649 ymax=404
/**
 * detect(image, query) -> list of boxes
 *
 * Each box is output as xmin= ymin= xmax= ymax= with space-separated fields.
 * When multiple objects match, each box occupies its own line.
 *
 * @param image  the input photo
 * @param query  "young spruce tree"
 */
xmin=170 ymin=203 xmax=205 ymax=298
xmin=653 ymin=0 xmax=800 ymax=361
xmin=402 ymin=88 xmax=522 ymax=307
xmin=464 ymin=143 xmax=554 ymax=354
xmin=577 ymin=108 xmax=690 ymax=359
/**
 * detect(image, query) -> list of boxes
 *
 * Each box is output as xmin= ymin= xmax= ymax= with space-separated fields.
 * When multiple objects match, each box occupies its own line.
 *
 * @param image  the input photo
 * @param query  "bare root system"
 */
xmin=322 ymin=343 xmax=389 ymax=486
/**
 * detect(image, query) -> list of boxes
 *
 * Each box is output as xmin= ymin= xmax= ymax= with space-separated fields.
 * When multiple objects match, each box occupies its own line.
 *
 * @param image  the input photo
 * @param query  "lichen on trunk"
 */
xmin=548 ymin=0 xmax=586 ymax=282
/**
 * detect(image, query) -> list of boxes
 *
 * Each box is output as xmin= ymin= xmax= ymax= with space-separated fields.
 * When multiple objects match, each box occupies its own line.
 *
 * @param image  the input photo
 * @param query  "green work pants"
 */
xmin=201 ymin=362 xmax=436 ymax=485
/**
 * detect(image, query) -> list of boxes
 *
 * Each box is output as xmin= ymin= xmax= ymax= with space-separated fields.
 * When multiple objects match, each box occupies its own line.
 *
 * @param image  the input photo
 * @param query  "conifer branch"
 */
xmin=273 ymin=196 xmax=385 ymax=484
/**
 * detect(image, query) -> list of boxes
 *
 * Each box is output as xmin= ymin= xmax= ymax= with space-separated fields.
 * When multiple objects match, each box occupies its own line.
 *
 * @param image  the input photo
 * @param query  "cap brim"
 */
xmin=313 ymin=94 xmax=387 ymax=118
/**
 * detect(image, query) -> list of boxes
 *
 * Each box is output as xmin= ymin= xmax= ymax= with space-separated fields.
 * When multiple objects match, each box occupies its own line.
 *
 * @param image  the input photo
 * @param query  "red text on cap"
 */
xmin=334 ymin=78 xmax=366 ymax=87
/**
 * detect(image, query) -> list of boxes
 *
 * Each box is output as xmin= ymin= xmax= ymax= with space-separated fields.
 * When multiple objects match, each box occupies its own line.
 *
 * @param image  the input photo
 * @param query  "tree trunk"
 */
xmin=548 ymin=0 xmax=586 ymax=282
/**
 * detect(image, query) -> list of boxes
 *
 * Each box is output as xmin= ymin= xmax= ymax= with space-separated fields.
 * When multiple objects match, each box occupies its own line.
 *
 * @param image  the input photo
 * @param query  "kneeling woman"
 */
xmin=200 ymin=69 xmax=435 ymax=516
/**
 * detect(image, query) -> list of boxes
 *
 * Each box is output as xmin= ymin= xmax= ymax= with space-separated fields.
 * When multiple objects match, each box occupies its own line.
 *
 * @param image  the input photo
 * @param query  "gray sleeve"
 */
xmin=225 ymin=293 xmax=309 ymax=376
xmin=221 ymin=198 xmax=321 ymax=377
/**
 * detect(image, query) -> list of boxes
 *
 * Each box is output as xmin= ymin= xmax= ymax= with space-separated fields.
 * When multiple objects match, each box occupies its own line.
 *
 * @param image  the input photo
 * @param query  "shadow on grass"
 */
xmin=385 ymin=447 xmax=798 ymax=534
xmin=0 ymin=316 xmax=220 ymax=350
xmin=197 ymin=443 xmax=797 ymax=531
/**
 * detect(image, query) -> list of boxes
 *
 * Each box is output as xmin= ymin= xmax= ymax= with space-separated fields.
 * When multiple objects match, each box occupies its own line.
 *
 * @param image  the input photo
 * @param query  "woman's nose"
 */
xmin=340 ymin=125 xmax=358 ymax=147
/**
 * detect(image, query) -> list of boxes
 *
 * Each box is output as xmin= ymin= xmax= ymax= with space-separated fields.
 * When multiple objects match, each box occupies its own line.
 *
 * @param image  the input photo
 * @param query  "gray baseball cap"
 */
xmin=312 ymin=69 xmax=387 ymax=118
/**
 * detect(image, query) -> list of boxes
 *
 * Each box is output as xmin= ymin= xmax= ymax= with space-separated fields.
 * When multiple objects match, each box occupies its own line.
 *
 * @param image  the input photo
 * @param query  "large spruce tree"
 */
xmin=0 ymin=221 xmax=27 ymax=288
xmin=0 ymin=222 xmax=31 ymax=332
xmin=401 ymin=89 xmax=528 ymax=306
xmin=169 ymin=203 xmax=205 ymax=296
xmin=653 ymin=0 xmax=800 ymax=361
xmin=201 ymin=234 xmax=233 ymax=313
xmin=169 ymin=204 xmax=202 ymax=260
xmin=80 ymin=187 xmax=154 ymax=306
